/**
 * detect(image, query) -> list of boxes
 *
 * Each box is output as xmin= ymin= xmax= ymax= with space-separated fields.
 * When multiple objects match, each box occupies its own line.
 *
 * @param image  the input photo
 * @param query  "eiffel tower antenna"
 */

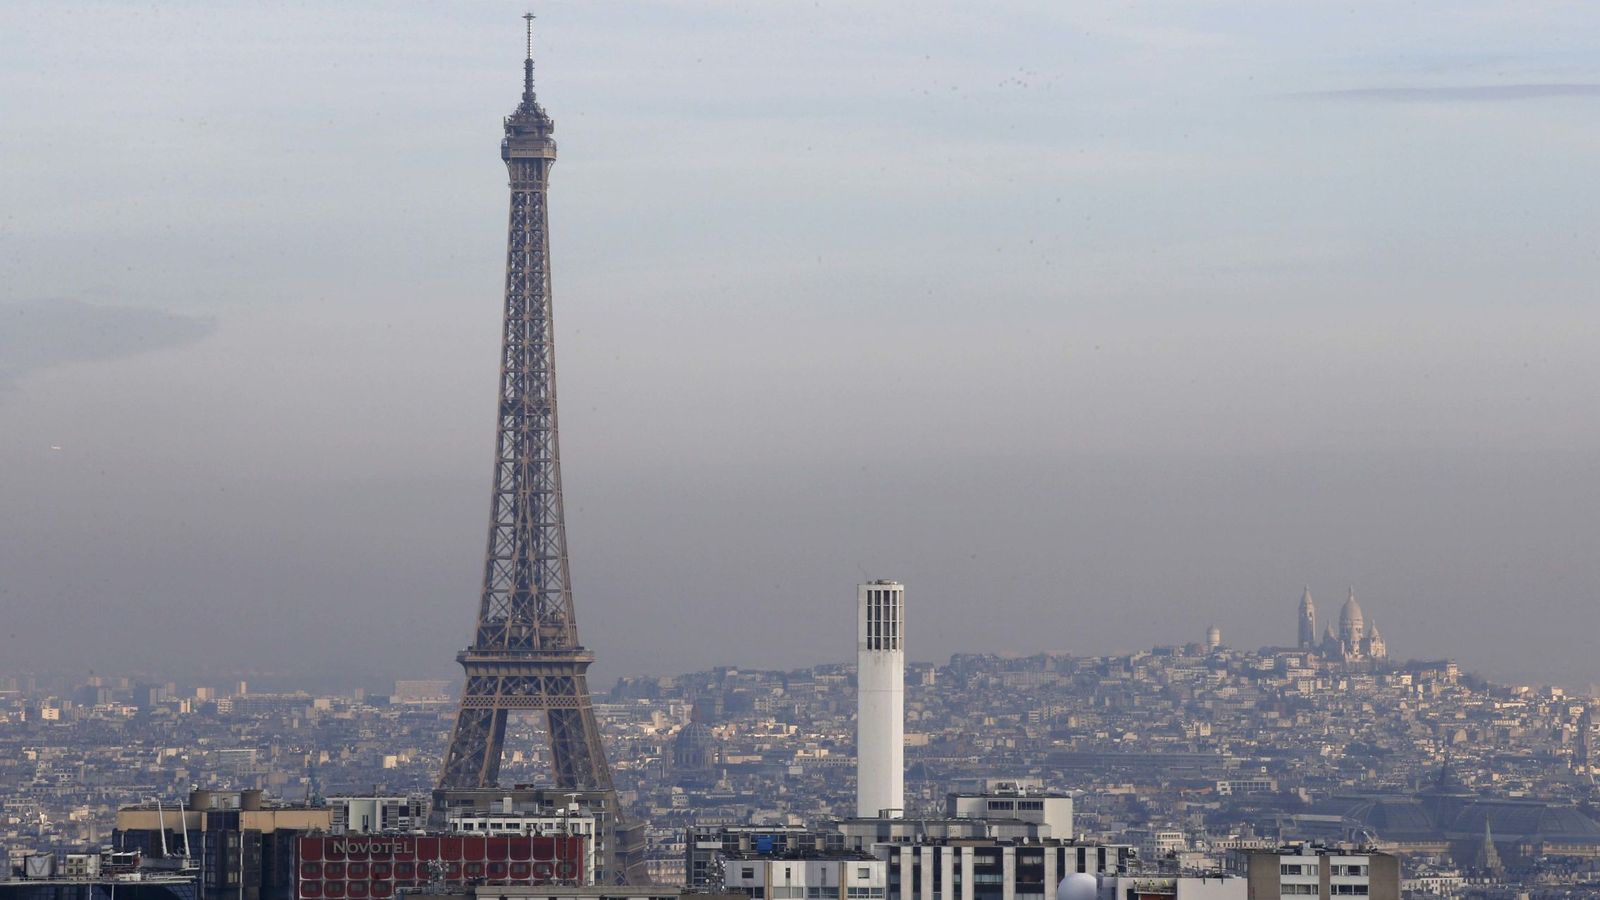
xmin=522 ymin=13 xmax=536 ymax=100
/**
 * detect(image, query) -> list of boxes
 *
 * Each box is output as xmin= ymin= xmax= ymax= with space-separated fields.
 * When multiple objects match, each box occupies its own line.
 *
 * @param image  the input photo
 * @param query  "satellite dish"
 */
xmin=1056 ymin=872 xmax=1098 ymax=900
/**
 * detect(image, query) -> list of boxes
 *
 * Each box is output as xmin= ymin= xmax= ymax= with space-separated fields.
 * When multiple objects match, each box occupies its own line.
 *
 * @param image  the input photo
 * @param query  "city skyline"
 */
xmin=2 ymin=635 xmax=1589 ymax=895
xmin=3 ymin=2 xmax=1599 ymax=690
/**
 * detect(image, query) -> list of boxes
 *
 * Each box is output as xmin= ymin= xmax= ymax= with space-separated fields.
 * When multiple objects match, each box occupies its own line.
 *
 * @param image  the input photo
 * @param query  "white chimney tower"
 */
xmin=857 ymin=580 xmax=905 ymax=818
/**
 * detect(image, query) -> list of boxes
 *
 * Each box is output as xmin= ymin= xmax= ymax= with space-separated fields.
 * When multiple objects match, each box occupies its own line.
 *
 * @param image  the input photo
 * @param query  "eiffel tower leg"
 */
xmin=439 ymin=705 xmax=508 ymax=788
xmin=545 ymin=701 xmax=649 ymax=884
xmin=547 ymin=705 xmax=608 ymax=789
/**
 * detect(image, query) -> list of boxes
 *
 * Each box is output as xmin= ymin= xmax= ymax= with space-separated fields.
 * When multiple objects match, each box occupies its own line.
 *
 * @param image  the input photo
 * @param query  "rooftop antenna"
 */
xmin=155 ymin=798 xmax=170 ymax=858
xmin=178 ymin=793 xmax=193 ymax=864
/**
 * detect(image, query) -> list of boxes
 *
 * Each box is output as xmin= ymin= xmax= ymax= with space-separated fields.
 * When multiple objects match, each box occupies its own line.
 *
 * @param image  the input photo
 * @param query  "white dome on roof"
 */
xmin=1339 ymin=588 xmax=1364 ymax=634
xmin=1056 ymin=873 xmax=1098 ymax=900
xmin=1337 ymin=586 xmax=1363 ymax=640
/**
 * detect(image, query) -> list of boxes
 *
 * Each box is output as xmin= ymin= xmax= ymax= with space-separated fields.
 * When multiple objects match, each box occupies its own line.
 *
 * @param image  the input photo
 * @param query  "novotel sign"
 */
xmin=327 ymin=840 xmax=413 ymax=857
xmin=298 ymin=835 xmax=582 ymax=862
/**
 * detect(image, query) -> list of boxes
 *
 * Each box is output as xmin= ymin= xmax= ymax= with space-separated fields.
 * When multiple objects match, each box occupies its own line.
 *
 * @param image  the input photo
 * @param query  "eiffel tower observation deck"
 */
xmin=433 ymin=15 xmax=646 ymax=884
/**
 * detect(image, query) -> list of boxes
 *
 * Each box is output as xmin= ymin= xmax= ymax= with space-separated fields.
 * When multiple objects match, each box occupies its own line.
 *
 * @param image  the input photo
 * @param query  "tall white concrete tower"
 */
xmin=856 ymin=580 xmax=905 ymax=819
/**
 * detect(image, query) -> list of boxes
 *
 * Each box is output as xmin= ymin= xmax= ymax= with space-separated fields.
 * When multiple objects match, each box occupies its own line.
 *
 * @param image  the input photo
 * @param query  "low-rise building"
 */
xmin=721 ymin=853 xmax=886 ymax=900
xmin=1226 ymin=845 xmax=1399 ymax=900
xmin=880 ymin=840 xmax=1136 ymax=900
xmin=944 ymin=781 xmax=1072 ymax=840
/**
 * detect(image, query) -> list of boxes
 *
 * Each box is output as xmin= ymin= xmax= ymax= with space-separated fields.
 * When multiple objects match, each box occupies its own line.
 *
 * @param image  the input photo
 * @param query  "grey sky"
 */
xmin=2 ymin=2 xmax=1598 ymax=690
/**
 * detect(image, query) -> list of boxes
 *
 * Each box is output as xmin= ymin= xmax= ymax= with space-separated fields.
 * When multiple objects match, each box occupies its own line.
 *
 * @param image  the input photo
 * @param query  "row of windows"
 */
xmin=454 ymin=821 xmax=587 ymax=833
xmin=1281 ymin=863 xmax=1369 ymax=879
xmin=300 ymin=861 xmax=574 ymax=881
xmin=1280 ymin=885 xmax=1369 ymax=896
xmin=892 ymin=849 xmax=1112 ymax=874
xmin=985 ymin=800 xmax=1045 ymax=812
xmin=742 ymin=883 xmax=883 ymax=890
xmin=864 ymin=591 xmax=902 ymax=651
xmin=742 ymin=869 xmax=875 ymax=880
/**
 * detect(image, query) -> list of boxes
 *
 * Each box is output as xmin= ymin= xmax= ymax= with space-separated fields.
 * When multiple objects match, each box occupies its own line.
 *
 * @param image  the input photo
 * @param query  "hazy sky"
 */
xmin=3 ymin=2 xmax=1599 ymax=691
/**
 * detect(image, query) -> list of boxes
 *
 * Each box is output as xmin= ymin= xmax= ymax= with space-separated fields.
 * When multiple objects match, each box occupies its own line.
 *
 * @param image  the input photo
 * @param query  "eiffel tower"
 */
xmin=435 ymin=15 xmax=644 ymax=883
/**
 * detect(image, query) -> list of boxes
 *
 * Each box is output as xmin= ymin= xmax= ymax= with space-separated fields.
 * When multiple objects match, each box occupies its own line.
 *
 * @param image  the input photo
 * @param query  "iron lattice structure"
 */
xmin=437 ymin=20 xmax=645 ymax=883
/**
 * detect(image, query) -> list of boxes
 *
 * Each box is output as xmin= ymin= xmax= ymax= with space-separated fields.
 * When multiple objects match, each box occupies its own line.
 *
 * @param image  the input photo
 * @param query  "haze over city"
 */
xmin=3 ymin=1 xmax=1599 ymax=689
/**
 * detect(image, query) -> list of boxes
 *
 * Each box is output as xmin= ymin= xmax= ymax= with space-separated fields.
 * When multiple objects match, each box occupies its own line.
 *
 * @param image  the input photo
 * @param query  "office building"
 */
xmin=114 ymin=790 xmax=333 ymax=900
xmin=685 ymin=826 xmax=843 ymax=890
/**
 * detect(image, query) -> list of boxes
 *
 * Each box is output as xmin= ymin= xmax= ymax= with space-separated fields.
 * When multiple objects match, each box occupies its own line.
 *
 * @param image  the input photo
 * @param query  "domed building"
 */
xmin=1339 ymin=590 xmax=1365 ymax=647
xmin=1313 ymin=588 xmax=1389 ymax=663
xmin=673 ymin=719 xmax=719 ymax=773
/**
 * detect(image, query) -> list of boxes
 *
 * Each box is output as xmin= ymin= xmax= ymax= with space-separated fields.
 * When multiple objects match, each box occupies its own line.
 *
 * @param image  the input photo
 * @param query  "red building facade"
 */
xmin=295 ymin=835 xmax=584 ymax=900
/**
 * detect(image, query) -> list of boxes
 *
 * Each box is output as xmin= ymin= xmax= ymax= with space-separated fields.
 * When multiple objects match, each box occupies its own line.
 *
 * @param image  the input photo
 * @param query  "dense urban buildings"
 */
xmin=7 ymin=608 xmax=1600 ymax=896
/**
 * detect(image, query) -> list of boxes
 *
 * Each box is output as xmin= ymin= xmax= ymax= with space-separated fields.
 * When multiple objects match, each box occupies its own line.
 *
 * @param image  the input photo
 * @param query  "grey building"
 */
xmin=685 ymin=826 xmax=844 ymax=889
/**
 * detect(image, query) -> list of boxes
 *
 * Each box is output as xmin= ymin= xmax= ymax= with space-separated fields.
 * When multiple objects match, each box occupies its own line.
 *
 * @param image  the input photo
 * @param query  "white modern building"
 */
xmin=722 ymin=853 xmax=888 ymax=900
xmin=327 ymin=795 xmax=425 ymax=834
xmin=880 ymin=840 xmax=1136 ymax=900
xmin=857 ymin=580 xmax=905 ymax=819
xmin=946 ymin=781 xmax=1073 ymax=839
